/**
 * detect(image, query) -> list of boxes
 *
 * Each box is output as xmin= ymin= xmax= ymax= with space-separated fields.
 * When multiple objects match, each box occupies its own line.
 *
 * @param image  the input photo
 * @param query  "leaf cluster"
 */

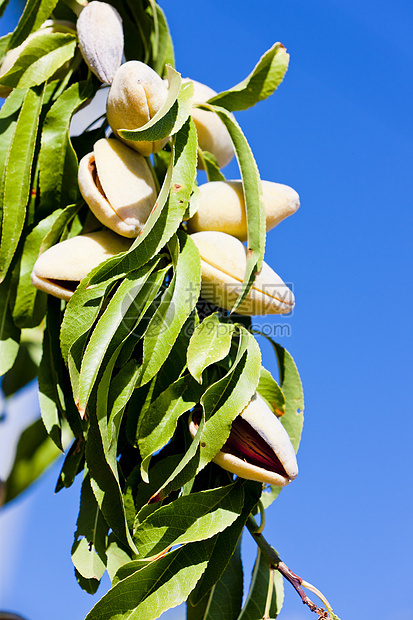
xmin=0 ymin=2 xmax=318 ymax=620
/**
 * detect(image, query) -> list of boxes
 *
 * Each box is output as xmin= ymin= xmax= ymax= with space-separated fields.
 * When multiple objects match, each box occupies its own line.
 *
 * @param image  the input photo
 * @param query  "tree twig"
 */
xmin=246 ymin=515 xmax=322 ymax=615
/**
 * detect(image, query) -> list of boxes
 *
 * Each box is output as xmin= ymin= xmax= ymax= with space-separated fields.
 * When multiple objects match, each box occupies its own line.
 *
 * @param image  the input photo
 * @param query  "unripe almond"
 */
xmin=31 ymin=230 xmax=131 ymax=301
xmin=189 ymin=393 xmax=298 ymax=486
xmin=77 ymin=1 xmax=124 ymax=84
xmin=106 ymin=61 xmax=169 ymax=156
xmin=187 ymin=180 xmax=300 ymax=241
xmin=183 ymin=78 xmax=235 ymax=169
xmin=190 ymin=231 xmax=294 ymax=315
xmin=78 ymin=138 xmax=157 ymax=237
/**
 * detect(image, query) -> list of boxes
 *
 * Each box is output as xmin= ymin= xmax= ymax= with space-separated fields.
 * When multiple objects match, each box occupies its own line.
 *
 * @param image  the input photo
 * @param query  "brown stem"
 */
xmin=246 ymin=516 xmax=320 ymax=614
xmin=277 ymin=561 xmax=318 ymax=612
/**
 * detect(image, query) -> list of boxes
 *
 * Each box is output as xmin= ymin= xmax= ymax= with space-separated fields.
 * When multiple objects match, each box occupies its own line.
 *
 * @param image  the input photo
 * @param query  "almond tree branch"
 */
xmin=246 ymin=515 xmax=323 ymax=615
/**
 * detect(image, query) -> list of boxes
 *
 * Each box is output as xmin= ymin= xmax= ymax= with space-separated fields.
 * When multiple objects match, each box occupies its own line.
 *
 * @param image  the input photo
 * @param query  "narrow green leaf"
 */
xmin=187 ymin=313 xmax=235 ymax=383
xmin=131 ymin=453 xmax=185 ymax=518
xmin=133 ymin=483 xmax=244 ymax=558
xmin=139 ymin=231 xmax=201 ymax=386
xmin=86 ymin=399 xmax=138 ymax=555
xmin=275 ymin=344 xmax=304 ymax=452
xmin=77 ymin=257 xmax=163 ymax=415
xmin=39 ymin=296 xmax=84 ymax=446
xmin=260 ymin=485 xmax=282 ymax=510
xmin=188 ymin=538 xmax=243 ymax=620
xmin=86 ymin=541 xmax=210 ymax=620
xmin=0 ymin=270 xmax=20 ymax=377
xmin=60 ymin=271 xmax=124 ymax=364
xmin=122 ymin=0 xmax=151 ymax=64
xmin=39 ymin=81 xmax=92 ymax=214
xmin=1 ymin=337 xmax=40 ymax=397
xmin=0 ymin=33 xmax=76 ymax=89
xmin=12 ymin=209 xmax=62 ymax=328
xmin=257 ymin=366 xmax=285 ymax=417
xmin=8 ymin=0 xmax=59 ymax=49
xmin=153 ymin=3 xmax=175 ymax=74
xmin=72 ymin=474 xmax=108 ymax=583
xmin=238 ymin=548 xmax=284 ymax=619
xmin=0 ymin=85 xmax=44 ymax=282
xmin=198 ymin=149 xmax=226 ymax=182
xmin=0 ymin=0 xmax=11 ymax=20
xmin=3 ymin=418 xmax=71 ymax=505
xmin=147 ymin=0 xmax=159 ymax=64
xmin=0 ymin=90 xmax=26 ymax=219
xmin=256 ymin=335 xmax=304 ymax=452
xmin=198 ymin=329 xmax=261 ymax=471
xmin=120 ymin=67 xmax=193 ymax=142
xmin=147 ymin=421 xmax=203 ymax=503
xmin=190 ymin=480 xmax=262 ymax=608
xmin=38 ymin=297 xmax=67 ymax=450
xmin=138 ymin=374 xmax=205 ymax=481
xmin=106 ymin=359 xmax=142 ymax=447
xmin=207 ymin=104 xmax=266 ymax=313
xmin=39 ymin=202 xmax=80 ymax=250
xmin=207 ymin=43 xmax=289 ymax=112
xmin=106 ymin=535 xmax=133 ymax=583
xmin=55 ymin=436 xmax=85 ymax=492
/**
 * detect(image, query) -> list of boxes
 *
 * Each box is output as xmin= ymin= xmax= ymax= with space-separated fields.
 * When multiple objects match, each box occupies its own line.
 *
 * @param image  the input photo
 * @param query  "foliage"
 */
xmin=0 ymin=1 xmax=340 ymax=619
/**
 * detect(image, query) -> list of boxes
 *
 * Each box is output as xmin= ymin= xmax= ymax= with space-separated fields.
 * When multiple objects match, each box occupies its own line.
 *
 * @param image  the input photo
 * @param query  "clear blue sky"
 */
xmin=1 ymin=1 xmax=412 ymax=619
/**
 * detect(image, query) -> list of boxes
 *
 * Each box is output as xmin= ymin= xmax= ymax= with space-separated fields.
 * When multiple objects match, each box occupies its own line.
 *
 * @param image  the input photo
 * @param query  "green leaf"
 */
xmin=85 ymin=397 xmax=138 ymax=555
xmin=76 ymin=257 xmax=164 ymax=415
xmin=0 ymin=32 xmax=76 ymax=89
xmin=0 ymin=85 xmax=45 ymax=282
xmin=60 ymin=273 xmax=122 ymax=365
xmin=86 ymin=541 xmax=210 ymax=620
xmin=12 ymin=209 xmax=62 ymax=329
xmin=190 ymin=480 xmax=262 ymax=608
xmin=198 ymin=149 xmax=226 ymax=182
xmin=8 ymin=0 xmax=59 ymax=49
xmin=188 ymin=538 xmax=243 ymax=620
xmin=119 ymin=67 xmax=193 ymax=142
xmin=131 ymin=453 xmax=185 ymax=518
xmin=257 ymin=366 xmax=285 ymax=417
xmin=138 ymin=374 xmax=205 ymax=482
xmin=139 ymin=231 xmax=201 ymax=386
xmin=238 ymin=548 xmax=284 ymax=619
xmin=0 ymin=270 xmax=20 ymax=377
xmin=198 ymin=329 xmax=261 ymax=471
xmin=257 ymin=336 xmax=304 ymax=452
xmin=0 ymin=0 xmax=11 ymax=20
xmin=39 ymin=202 xmax=80 ymax=250
xmin=106 ymin=535 xmax=133 ymax=583
xmin=1 ymin=337 xmax=40 ymax=397
xmin=133 ymin=483 xmax=244 ymax=558
xmin=187 ymin=313 xmax=235 ymax=383
xmin=55 ymin=436 xmax=84 ymax=492
xmin=3 ymin=417 xmax=71 ymax=505
xmin=72 ymin=474 xmax=108 ymax=583
xmin=207 ymin=43 xmax=289 ymax=112
xmin=207 ymin=105 xmax=266 ymax=313
xmin=152 ymin=3 xmax=175 ymax=74
xmin=0 ymin=90 xmax=26 ymax=216
xmin=39 ymin=81 xmax=92 ymax=215
xmin=38 ymin=297 xmax=68 ymax=450
xmin=121 ymin=0 xmax=152 ymax=65
xmin=260 ymin=485 xmax=282 ymax=510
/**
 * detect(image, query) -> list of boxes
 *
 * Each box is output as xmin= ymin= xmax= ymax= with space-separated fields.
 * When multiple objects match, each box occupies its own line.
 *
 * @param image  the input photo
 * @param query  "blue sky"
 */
xmin=1 ymin=1 xmax=412 ymax=619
